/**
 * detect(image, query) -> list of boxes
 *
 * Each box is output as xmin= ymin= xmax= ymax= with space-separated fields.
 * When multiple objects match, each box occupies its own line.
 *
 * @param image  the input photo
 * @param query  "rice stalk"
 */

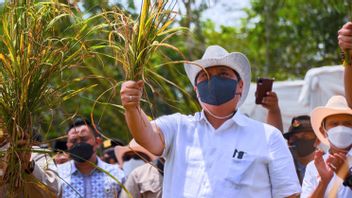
xmin=0 ymin=0 xmax=99 ymax=196
xmin=106 ymin=0 xmax=187 ymax=81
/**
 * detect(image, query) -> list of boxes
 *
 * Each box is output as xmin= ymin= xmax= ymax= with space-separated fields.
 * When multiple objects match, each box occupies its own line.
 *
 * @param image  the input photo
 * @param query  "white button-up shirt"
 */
xmin=302 ymin=154 xmax=352 ymax=198
xmin=154 ymin=110 xmax=300 ymax=198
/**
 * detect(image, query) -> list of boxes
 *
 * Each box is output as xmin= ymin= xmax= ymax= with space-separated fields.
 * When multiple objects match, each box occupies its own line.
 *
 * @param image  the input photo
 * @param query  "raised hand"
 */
xmin=261 ymin=91 xmax=280 ymax=112
xmin=314 ymin=150 xmax=334 ymax=184
xmin=120 ymin=80 xmax=144 ymax=110
xmin=338 ymin=22 xmax=352 ymax=50
xmin=326 ymin=152 xmax=349 ymax=180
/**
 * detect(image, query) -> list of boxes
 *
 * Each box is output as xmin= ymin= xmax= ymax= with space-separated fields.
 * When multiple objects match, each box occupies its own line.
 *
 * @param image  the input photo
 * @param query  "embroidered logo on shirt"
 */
xmin=232 ymin=149 xmax=245 ymax=159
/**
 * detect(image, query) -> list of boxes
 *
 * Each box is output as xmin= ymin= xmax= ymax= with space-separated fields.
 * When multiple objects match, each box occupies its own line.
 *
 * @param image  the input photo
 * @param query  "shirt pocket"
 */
xmin=225 ymin=154 xmax=256 ymax=187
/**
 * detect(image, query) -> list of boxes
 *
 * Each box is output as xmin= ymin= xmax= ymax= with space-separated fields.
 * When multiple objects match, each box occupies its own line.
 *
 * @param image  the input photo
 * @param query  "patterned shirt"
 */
xmin=58 ymin=158 xmax=125 ymax=198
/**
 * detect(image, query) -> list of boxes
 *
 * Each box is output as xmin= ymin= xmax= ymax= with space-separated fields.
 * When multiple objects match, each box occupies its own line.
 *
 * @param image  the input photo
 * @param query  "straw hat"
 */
xmin=310 ymin=95 xmax=352 ymax=145
xmin=184 ymin=45 xmax=251 ymax=107
xmin=114 ymin=139 xmax=156 ymax=167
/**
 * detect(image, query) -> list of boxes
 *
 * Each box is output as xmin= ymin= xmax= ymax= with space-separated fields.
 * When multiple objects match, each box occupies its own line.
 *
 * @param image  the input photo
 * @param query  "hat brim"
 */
xmin=184 ymin=52 xmax=251 ymax=107
xmin=311 ymin=107 xmax=352 ymax=145
xmin=283 ymin=129 xmax=314 ymax=140
xmin=283 ymin=132 xmax=293 ymax=140
xmin=114 ymin=143 xmax=156 ymax=168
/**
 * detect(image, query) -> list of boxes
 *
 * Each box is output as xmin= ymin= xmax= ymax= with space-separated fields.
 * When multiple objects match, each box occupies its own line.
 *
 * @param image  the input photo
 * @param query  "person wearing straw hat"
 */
xmin=119 ymin=157 xmax=165 ymax=198
xmin=114 ymin=139 xmax=157 ymax=176
xmin=301 ymin=95 xmax=352 ymax=198
xmin=120 ymin=45 xmax=300 ymax=197
xmin=338 ymin=21 xmax=352 ymax=108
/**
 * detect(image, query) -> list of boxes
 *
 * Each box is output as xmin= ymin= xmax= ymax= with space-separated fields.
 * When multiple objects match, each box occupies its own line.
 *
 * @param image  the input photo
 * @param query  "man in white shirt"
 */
xmin=301 ymin=95 xmax=352 ymax=197
xmin=120 ymin=45 xmax=301 ymax=197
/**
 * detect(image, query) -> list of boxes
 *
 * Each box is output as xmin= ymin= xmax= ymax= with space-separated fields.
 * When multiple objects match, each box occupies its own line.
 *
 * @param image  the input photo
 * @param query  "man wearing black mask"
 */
xmin=58 ymin=118 xmax=125 ymax=197
xmin=284 ymin=115 xmax=317 ymax=184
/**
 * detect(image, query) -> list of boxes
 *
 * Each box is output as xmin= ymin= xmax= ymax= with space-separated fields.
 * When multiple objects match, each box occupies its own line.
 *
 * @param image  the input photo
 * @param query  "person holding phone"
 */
xmin=255 ymin=78 xmax=283 ymax=132
xmin=120 ymin=45 xmax=300 ymax=197
xmin=262 ymin=91 xmax=284 ymax=132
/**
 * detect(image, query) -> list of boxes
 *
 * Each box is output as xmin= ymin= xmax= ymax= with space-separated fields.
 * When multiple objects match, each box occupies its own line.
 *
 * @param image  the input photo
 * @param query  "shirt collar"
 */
xmin=230 ymin=110 xmax=248 ymax=127
xmin=197 ymin=109 xmax=248 ymax=127
xmin=69 ymin=157 xmax=105 ymax=175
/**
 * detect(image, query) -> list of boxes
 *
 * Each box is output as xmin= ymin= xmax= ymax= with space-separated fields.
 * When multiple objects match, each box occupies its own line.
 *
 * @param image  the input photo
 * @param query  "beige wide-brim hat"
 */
xmin=311 ymin=95 xmax=352 ymax=145
xmin=114 ymin=139 xmax=156 ymax=168
xmin=184 ymin=45 xmax=251 ymax=107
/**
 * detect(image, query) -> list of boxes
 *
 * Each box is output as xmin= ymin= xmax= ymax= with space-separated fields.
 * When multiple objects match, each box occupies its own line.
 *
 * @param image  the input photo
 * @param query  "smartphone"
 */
xmin=255 ymin=78 xmax=274 ymax=104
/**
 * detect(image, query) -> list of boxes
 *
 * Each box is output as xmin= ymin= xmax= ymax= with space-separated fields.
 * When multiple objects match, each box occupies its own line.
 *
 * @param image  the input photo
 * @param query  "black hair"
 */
xmin=195 ymin=66 xmax=241 ymax=85
xmin=103 ymin=147 xmax=117 ymax=163
xmin=52 ymin=139 xmax=68 ymax=152
xmin=66 ymin=117 xmax=102 ymax=138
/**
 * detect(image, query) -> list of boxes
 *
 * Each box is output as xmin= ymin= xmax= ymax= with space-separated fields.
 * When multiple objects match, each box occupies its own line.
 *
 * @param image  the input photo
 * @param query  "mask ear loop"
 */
xmin=195 ymin=89 xmax=236 ymax=120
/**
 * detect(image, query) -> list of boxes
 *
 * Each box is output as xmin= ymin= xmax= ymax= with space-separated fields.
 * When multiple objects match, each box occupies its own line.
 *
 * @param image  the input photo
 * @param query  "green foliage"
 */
xmin=241 ymin=0 xmax=350 ymax=80
xmin=0 ymin=0 xmax=106 ymax=194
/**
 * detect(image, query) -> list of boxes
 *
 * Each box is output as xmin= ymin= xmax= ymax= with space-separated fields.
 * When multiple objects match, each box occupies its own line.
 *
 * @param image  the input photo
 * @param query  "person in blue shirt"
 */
xmin=58 ymin=118 xmax=125 ymax=198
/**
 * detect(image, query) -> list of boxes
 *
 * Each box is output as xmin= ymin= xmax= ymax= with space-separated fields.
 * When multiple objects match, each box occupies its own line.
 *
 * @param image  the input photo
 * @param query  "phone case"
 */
xmin=255 ymin=78 xmax=274 ymax=104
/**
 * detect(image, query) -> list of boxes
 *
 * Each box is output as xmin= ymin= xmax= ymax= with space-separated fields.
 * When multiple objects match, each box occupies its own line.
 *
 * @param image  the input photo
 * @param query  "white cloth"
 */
xmin=31 ymin=147 xmax=61 ymax=194
xmin=154 ymin=110 xmax=301 ymax=198
xmin=301 ymin=154 xmax=352 ymax=198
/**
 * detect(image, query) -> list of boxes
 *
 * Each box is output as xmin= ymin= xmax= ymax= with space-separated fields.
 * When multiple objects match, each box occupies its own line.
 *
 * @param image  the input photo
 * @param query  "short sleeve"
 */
xmin=268 ymin=129 xmax=301 ymax=197
xmin=119 ymin=170 xmax=140 ymax=198
xmin=153 ymin=113 xmax=181 ymax=158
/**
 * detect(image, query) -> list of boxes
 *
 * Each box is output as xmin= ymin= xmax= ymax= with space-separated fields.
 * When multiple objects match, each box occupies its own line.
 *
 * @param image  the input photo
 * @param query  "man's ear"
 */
xmin=319 ymin=126 xmax=327 ymax=138
xmin=194 ymin=86 xmax=200 ymax=98
xmin=239 ymin=79 xmax=244 ymax=89
xmin=236 ymin=80 xmax=244 ymax=96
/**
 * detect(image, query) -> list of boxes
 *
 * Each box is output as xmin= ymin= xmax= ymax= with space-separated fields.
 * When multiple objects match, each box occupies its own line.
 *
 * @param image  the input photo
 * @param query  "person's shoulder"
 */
xmin=240 ymin=114 xmax=280 ymax=133
xmin=155 ymin=112 xmax=199 ymax=123
xmin=99 ymin=159 xmax=124 ymax=175
xmin=159 ymin=112 xmax=198 ymax=119
xmin=99 ymin=159 xmax=118 ymax=170
xmin=129 ymin=162 xmax=153 ymax=176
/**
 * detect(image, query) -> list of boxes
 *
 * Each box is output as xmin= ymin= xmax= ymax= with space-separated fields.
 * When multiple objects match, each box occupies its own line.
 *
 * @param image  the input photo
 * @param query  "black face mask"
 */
xmin=68 ymin=142 xmax=94 ymax=163
xmin=290 ymin=139 xmax=316 ymax=157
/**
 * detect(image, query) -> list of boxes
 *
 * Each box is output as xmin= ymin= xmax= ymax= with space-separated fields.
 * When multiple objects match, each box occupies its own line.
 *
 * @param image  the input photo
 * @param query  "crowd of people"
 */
xmin=1 ymin=22 xmax=352 ymax=198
